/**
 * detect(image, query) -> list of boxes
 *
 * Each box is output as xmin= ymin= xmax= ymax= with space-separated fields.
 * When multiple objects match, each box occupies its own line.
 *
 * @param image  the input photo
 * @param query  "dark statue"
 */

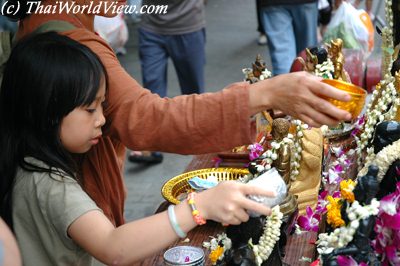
xmin=323 ymin=165 xmax=380 ymax=265
xmin=222 ymin=216 xmax=288 ymax=266
xmin=372 ymin=121 xmax=400 ymax=199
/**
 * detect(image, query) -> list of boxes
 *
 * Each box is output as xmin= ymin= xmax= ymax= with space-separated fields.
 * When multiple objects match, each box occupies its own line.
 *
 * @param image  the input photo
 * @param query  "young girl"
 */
xmin=0 ymin=32 xmax=276 ymax=265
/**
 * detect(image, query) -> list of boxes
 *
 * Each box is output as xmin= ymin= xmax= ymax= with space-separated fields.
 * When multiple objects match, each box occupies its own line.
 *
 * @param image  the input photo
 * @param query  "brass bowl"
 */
xmin=321 ymin=79 xmax=367 ymax=119
xmin=161 ymin=168 xmax=249 ymax=204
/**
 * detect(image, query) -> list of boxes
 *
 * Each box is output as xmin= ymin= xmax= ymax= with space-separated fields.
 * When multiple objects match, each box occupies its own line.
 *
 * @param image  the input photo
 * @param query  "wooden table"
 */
xmin=137 ymin=154 xmax=318 ymax=265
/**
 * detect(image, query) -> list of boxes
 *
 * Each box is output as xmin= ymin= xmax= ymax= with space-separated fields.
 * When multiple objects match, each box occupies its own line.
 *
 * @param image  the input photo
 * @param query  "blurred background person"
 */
xmin=129 ymin=0 xmax=207 ymax=164
xmin=259 ymin=0 xmax=318 ymax=75
xmin=256 ymin=0 xmax=267 ymax=45
xmin=318 ymin=0 xmax=333 ymax=40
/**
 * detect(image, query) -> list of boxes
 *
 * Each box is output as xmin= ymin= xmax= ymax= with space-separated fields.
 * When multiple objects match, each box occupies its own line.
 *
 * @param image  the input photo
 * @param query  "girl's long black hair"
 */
xmin=0 ymin=32 xmax=107 ymax=228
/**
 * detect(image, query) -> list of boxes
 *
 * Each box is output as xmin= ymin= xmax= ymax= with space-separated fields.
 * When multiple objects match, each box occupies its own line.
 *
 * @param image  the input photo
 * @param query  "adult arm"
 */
xmin=68 ymin=29 xmax=253 ymax=154
xmin=67 ymin=30 xmax=350 ymax=154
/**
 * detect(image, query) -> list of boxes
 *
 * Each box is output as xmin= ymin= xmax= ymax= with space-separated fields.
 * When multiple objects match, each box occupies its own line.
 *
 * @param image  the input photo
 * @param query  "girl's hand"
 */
xmin=194 ymin=181 xmax=276 ymax=225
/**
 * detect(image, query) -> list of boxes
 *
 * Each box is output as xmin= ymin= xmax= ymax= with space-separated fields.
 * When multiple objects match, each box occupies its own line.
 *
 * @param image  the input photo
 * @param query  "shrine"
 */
xmin=154 ymin=1 xmax=400 ymax=265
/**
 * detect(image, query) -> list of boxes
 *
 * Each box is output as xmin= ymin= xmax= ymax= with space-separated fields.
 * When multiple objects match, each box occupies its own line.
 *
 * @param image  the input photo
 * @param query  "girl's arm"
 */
xmin=68 ymin=181 xmax=275 ymax=265
xmin=0 ymin=218 xmax=21 ymax=266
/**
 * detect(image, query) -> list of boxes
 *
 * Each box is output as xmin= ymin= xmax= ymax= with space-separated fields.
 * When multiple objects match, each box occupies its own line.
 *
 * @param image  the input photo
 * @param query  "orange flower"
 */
xmin=326 ymin=196 xmax=345 ymax=228
xmin=340 ymin=179 xmax=356 ymax=203
xmin=209 ymin=246 xmax=224 ymax=265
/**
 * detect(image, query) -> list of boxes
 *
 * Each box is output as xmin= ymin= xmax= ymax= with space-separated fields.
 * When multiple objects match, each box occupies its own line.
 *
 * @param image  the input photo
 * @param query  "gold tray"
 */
xmin=161 ymin=168 xmax=249 ymax=204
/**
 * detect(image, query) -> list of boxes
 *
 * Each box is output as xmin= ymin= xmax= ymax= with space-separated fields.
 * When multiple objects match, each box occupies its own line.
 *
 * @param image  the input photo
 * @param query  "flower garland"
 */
xmin=249 ymin=205 xmax=283 ymax=266
xmin=317 ymin=199 xmax=380 ymax=254
xmin=354 ymin=0 xmax=399 ymax=170
xmin=381 ymin=0 xmax=394 ymax=77
xmin=254 ymin=119 xmax=306 ymax=182
xmin=314 ymin=58 xmax=334 ymax=79
xmin=358 ymin=139 xmax=400 ymax=182
xmin=355 ymin=77 xmax=397 ymax=171
xmin=258 ymin=134 xmax=293 ymax=171
xmin=290 ymin=120 xmax=307 ymax=181
xmin=202 ymin=233 xmax=232 ymax=265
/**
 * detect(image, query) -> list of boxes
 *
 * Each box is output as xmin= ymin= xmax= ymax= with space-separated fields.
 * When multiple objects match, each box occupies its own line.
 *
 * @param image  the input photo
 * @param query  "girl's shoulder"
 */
xmin=17 ymin=157 xmax=76 ymax=185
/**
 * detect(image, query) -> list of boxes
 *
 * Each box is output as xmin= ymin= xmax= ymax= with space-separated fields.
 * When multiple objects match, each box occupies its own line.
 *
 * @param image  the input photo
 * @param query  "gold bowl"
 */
xmin=321 ymin=79 xmax=367 ymax=119
xmin=161 ymin=168 xmax=249 ymax=204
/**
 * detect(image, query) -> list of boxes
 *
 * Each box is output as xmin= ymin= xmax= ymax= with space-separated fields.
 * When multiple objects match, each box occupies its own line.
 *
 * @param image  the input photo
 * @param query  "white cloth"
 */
xmin=94 ymin=14 xmax=128 ymax=54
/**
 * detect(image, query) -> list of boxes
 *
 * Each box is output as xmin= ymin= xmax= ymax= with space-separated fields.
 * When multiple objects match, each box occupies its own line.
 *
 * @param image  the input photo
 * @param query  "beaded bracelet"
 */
xmin=167 ymin=205 xmax=187 ymax=238
xmin=187 ymin=192 xmax=206 ymax=225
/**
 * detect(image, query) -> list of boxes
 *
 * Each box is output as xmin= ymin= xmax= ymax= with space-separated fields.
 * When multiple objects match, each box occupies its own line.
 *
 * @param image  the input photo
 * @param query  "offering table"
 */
xmin=136 ymin=153 xmax=318 ymax=266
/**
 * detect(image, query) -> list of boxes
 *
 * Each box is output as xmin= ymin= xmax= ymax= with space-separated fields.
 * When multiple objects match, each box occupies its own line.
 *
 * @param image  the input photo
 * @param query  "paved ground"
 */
xmin=119 ymin=0 xmax=268 ymax=221
xmin=118 ymin=0 xmax=384 ymax=222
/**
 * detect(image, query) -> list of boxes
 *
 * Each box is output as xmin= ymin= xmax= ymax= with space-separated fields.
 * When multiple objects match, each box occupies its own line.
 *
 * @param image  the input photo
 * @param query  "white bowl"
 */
xmin=163 ymin=246 xmax=205 ymax=266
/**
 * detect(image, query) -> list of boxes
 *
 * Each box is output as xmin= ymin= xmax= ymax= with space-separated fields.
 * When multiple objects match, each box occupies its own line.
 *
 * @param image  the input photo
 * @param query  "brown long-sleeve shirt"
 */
xmin=18 ymin=13 xmax=253 ymax=226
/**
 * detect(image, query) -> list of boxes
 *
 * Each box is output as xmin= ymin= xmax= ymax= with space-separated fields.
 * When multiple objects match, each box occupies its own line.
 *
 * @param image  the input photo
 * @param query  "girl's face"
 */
xmin=60 ymin=82 xmax=106 ymax=154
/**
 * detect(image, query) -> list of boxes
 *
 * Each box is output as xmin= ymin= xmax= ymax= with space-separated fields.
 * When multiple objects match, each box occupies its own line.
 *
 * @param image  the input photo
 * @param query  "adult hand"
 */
xmin=195 ymin=181 xmax=276 ymax=225
xmin=249 ymin=72 xmax=352 ymax=128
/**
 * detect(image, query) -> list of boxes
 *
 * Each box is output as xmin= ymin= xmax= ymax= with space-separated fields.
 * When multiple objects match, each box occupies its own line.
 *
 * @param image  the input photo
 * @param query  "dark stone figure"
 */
xmin=323 ymin=165 xmax=380 ymax=266
xmin=353 ymin=165 xmax=380 ymax=205
xmin=222 ymin=215 xmax=291 ymax=266
xmin=372 ymin=121 xmax=400 ymax=199
xmin=223 ymin=216 xmax=265 ymax=266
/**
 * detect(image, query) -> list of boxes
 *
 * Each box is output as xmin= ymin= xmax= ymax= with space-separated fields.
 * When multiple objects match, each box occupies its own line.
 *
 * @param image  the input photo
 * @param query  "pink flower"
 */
xmin=350 ymin=115 xmax=365 ymax=137
xmin=331 ymin=147 xmax=345 ymax=157
xmin=332 ymin=191 xmax=342 ymax=198
xmin=374 ymin=219 xmax=391 ymax=251
xmin=316 ymin=190 xmax=329 ymax=214
xmin=337 ymin=255 xmax=367 ymax=266
xmin=327 ymin=164 xmax=344 ymax=184
xmin=248 ymin=143 xmax=263 ymax=161
xmin=379 ymin=192 xmax=400 ymax=216
xmin=384 ymin=245 xmax=400 ymax=265
xmin=380 ymin=212 xmax=400 ymax=230
xmin=373 ymin=182 xmax=400 ymax=264
xmin=344 ymin=159 xmax=352 ymax=167
xmin=297 ymin=206 xmax=320 ymax=232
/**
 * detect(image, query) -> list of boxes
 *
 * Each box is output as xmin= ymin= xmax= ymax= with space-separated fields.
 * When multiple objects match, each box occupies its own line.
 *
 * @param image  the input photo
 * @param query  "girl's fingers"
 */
xmin=234 ymin=209 xmax=250 ymax=223
xmin=228 ymin=217 xmax=243 ymax=225
xmin=241 ymin=199 xmax=272 ymax=217
xmin=242 ymin=185 xmax=276 ymax=198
